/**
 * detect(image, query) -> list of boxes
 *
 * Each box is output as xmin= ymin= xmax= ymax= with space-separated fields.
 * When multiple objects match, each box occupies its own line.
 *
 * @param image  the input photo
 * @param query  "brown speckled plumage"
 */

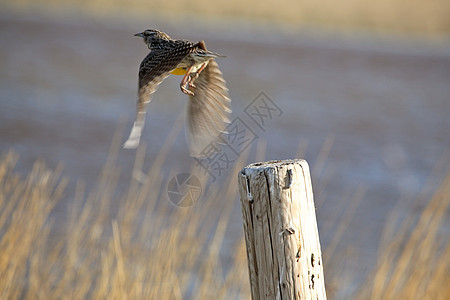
xmin=124 ymin=29 xmax=231 ymax=157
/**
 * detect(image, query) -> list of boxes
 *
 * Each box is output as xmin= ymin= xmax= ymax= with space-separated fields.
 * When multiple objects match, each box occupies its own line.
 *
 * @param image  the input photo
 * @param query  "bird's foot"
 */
xmin=181 ymin=83 xmax=194 ymax=96
xmin=180 ymin=69 xmax=198 ymax=96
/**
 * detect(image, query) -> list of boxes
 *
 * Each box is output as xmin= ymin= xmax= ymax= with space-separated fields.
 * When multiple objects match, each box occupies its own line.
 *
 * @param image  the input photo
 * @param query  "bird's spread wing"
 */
xmin=187 ymin=59 xmax=231 ymax=157
xmin=124 ymin=44 xmax=193 ymax=149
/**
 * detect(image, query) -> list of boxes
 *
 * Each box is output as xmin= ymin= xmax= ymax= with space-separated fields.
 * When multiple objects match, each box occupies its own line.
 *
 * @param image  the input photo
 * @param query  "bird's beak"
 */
xmin=134 ymin=32 xmax=144 ymax=38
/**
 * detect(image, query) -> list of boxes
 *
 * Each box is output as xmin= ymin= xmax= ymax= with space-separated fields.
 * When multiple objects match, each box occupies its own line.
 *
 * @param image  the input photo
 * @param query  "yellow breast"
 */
xmin=170 ymin=68 xmax=187 ymax=75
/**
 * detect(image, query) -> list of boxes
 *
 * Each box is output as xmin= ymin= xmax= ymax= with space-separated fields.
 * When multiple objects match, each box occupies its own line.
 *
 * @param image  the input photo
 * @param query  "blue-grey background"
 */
xmin=1 ymin=4 xmax=449 ymax=297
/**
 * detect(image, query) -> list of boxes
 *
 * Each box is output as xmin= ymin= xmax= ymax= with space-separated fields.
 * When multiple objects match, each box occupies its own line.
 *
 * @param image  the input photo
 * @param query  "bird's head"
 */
xmin=134 ymin=29 xmax=171 ymax=48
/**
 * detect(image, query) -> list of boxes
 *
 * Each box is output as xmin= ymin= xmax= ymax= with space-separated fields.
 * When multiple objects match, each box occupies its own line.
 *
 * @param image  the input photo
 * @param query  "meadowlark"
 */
xmin=123 ymin=29 xmax=231 ymax=157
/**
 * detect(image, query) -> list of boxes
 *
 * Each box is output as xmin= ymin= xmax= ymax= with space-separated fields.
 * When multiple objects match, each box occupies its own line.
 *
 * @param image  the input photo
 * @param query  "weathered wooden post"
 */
xmin=238 ymin=159 xmax=326 ymax=299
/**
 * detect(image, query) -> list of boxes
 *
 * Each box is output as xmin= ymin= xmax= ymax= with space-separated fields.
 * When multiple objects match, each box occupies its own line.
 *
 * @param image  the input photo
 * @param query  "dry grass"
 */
xmin=356 ymin=171 xmax=450 ymax=300
xmin=0 ymin=133 xmax=251 ymax=299
xmin=0 ymin=133 xmax=449 ymax=299
xmin=3 ymin=0 xmax=450 ymax=37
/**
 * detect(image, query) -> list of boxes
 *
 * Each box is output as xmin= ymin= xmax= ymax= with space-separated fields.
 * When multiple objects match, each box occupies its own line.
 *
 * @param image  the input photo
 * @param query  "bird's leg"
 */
xmin=186 ymin=40 xmax=209 ymax=90
xmin=180 ymin=65 xmax=195 ymax=96
xmin=188 ymin=62 xmax=208 ymax=88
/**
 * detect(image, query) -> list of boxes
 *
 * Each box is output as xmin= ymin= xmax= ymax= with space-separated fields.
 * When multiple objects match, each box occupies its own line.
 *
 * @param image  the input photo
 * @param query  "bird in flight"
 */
xmin=123 ymin=29 xmax=231 ymax=157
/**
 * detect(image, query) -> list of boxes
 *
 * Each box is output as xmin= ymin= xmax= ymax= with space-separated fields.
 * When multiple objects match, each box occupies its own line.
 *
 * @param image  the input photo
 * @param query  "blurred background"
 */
xmin=0 ymin=0 xmax=449 ymax=299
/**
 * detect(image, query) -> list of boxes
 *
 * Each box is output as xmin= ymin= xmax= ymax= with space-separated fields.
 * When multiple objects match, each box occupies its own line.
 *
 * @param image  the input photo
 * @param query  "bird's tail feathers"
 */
xmin=197 ymin=50 xmax=226 ymax=59
xmin=210 ymin=51 xmax=226 ymax=58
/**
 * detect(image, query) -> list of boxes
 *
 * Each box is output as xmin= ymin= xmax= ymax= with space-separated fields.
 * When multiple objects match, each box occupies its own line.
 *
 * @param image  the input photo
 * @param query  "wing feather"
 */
xmin=124 ymin=44 xmax=192 ymax=149
xmin=187 ymin=59 xmax=231 ymax=157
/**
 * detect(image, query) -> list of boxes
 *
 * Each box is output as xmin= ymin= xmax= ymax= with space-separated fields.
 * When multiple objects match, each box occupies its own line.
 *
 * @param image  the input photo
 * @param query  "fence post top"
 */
xmin=240 ymin=159 xmax=309 ymax=174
